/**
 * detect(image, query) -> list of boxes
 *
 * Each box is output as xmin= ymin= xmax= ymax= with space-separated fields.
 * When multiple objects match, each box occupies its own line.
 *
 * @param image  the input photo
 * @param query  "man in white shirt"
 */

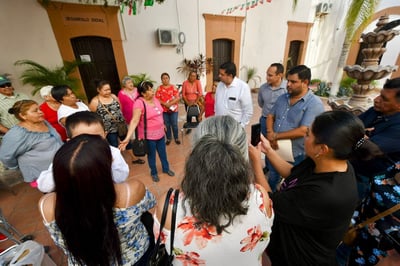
xmin=37 ymin=111 xmax=129 ymax=193
xmin=215 ymin=62 xmax=253 ymax=127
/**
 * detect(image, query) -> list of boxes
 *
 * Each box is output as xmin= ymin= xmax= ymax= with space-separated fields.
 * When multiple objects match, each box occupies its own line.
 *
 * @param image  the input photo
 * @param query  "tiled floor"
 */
xmin=0 ymin=92 xmax=331 ymax=263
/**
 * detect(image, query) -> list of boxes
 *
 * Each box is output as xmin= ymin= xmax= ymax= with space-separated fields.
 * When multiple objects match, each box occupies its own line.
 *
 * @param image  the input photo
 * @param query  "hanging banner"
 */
xmin=221 ymin=0 xmax=272 ymax=15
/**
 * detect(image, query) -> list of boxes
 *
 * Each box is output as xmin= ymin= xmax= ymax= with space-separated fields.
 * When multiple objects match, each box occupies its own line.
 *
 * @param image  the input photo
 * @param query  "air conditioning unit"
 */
xmin=157 ymin=29 xmax=178 ymax=46
xmin=315 ymin=1 xmax=332 ymax=16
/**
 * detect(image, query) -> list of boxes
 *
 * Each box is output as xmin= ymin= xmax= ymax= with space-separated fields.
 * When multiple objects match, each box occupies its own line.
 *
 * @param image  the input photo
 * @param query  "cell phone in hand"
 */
xmin=251 ymin=123 xmax=261 ymax=146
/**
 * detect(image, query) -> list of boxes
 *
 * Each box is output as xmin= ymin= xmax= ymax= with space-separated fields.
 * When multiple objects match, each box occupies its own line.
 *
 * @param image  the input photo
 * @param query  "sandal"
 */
xmin=132 ymin=159 xmax=145 ymax=164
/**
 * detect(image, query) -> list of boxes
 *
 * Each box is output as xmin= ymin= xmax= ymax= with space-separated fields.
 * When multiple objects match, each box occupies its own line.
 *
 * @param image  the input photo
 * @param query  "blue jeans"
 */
xmin=106 ymin=131 xmax=132 ymax=149
xmin=163 ymin=112 xmax=179 ymax=140
xmin=106 ymin=132 xmax=119 ymax=148
xmin=259 ymin=116 xmax=268 ymax=170
xmin=266 ymin=154 xmax=304 ymax=192
xmin=147 ymin=137 xmax=170 ymax=175
xmin=259 ymin=116 xmax=267 ymax=137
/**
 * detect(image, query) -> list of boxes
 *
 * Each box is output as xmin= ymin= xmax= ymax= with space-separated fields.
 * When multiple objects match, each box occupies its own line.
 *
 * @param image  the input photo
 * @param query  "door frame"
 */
xmin=44 ymin=2 xmax=127 ymax=101
xmin=204 ymin=14 xmax=244 ymax=91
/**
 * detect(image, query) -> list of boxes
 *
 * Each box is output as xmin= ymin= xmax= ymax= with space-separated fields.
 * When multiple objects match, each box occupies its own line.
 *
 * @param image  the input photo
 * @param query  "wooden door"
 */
xmin=213 ymin=39 xmax=233 ymax=81
xmin=71 ymin=36 xmax=120 ymax=101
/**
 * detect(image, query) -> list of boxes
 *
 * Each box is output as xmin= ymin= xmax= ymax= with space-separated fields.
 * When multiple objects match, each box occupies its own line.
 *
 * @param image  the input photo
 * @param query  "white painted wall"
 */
xmin=0 ymin=0 xmax=62 ymax=101
xmin=0 ymin=0 xmax=398 ymax=99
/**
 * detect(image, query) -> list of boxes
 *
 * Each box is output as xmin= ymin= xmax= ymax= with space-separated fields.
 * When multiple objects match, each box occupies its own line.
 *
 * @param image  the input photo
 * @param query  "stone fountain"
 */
xmin=329 ymin=15 xmax=399 ymax=114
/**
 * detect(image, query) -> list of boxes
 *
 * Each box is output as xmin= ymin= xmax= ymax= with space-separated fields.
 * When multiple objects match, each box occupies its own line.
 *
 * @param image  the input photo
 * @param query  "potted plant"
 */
xmin=176 ymin=53 xmax=213 ymax=79
xmin=241 ymin=66 xmax=261 ymax=92
xmin=14 ymin=59 xmax=87 ymax=98
xmin=129 ymin=73 xmax=156 ymax=87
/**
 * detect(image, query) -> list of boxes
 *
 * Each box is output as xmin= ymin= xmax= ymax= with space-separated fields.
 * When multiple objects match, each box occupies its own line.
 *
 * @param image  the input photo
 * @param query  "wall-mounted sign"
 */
xmin=80 ymin=54 xmax=91 ymax=62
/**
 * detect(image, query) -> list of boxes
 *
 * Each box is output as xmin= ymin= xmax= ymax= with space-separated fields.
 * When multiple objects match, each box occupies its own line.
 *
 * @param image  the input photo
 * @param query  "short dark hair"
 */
xmin=312 ymin=111 xmax=382 ymax=160
xmin=219 ymin=62 xmax=237 ymax=77
xmin=287 ymin=65 xmax=311 ymax=82
xmin=182 ymin=135 xmax=251 ymax=234
xmin=161 ymin=72 xmax=170 ymax=79
xmin=53 ymin=134 xmax=122 ymax=265
xmin=51 ymin=85 xmax=70 ymax=103
xmin=65 ymin=111 xmax=105 ymax=138
xmin=383 ymin=77 xmax=400 ymax=102
xmin=137 ymin=81 xmax=153 ymax=97
xmin=94 ymin=79 xmax=110 ymax=90
xmin=270 ymin=63 xmax=284 ymax=75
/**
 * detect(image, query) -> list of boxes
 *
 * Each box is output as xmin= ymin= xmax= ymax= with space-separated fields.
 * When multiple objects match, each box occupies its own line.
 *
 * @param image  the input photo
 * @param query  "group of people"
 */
xmin=1 ymin=60 xmax=399 ymax=265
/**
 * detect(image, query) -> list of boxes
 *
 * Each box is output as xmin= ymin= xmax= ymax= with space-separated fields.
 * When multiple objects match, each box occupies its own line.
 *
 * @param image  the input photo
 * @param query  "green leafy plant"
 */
xmin=176 ymin=54 xmax=213 ymax=78
xmin=240 ymin=66 xmax=261 ymax=89
xmin=14 ymin=59 xmax=87 ymax=96
xmin=314 ymin=81 xmax=331 ymax=97
xmin=310 ymin=79 xmax=322 ymax=85
xmin=129 ymin=73 xmax=156 ymax=87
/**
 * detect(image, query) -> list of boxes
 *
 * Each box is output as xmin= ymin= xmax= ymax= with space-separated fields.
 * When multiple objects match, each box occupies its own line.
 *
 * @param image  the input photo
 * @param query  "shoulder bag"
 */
xmin=147 ymin=188 xmax=179 ymax=266
xmin=342 ymin=203 xmax=400 ymax=246
xmin=98 ymin=97 xmax=128 ymax=138
xmin=132 ymin=99 xmax=148 ymax=157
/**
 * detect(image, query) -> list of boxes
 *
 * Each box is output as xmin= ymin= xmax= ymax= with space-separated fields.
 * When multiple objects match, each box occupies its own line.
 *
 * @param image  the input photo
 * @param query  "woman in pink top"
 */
xmin=182 ymin=71 xmax=203 ymax=124
xmin=117 ymin=76 xmax=145 ymax=164
xmin=120 ymin=81 xmax=175 ymax=182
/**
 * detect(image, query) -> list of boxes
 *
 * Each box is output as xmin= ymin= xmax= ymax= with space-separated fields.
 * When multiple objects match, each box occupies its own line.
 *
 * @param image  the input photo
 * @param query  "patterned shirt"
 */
xmin=155 ymin=184 xmax=274 ymax=266
xmin=95 ymin=98 xmax=125 ymax=133
xmin=44 ymin=189 xmax=156 ymax=265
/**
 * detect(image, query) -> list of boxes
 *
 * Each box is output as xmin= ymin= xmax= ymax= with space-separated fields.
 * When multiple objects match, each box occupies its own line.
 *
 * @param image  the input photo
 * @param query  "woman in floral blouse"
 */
xmin=39 ymin=134 xmax=156 ymax=265
xmin=154 ymin=116 xmax=274 ymax=265
xmin=155 ymin=72 xmax=181 ymax=145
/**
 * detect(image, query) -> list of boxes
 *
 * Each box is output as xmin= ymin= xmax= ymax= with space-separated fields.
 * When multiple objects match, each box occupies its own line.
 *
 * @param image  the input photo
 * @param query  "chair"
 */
xmin=181 ymin=105 xmax=200 ymax=143
xmin=0 ymin=209 xmax=33 ymax=244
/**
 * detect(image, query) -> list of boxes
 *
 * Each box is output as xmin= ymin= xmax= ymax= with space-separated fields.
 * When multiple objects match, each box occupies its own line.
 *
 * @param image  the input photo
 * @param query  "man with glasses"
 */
xmin=266 ymin=65 xmax=324 ymax=191
xmin=0 ymin=76 xmax=29 ymax=135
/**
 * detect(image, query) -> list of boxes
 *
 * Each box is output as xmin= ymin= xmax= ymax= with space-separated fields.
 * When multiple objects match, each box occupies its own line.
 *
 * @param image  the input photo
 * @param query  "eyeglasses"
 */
xmin=0 ymin=83 xmax=12 ymax=88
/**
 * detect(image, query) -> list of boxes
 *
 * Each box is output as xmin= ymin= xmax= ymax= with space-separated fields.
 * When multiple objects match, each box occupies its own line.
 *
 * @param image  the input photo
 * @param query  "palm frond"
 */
xmin=345 ymin=0 xmax=380 ymax=42
xmin=14 ymin=59 xmax=83 ymax=95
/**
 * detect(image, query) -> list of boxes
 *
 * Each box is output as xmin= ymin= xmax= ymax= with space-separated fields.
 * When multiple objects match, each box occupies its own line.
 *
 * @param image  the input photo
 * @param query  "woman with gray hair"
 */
xmin=193 ymin=115 xmax=249 ymax=161
xmin=154 ymin=115 xmax=273 ymax=265
xmin=118 ymin=76 xmax=145 ymax=164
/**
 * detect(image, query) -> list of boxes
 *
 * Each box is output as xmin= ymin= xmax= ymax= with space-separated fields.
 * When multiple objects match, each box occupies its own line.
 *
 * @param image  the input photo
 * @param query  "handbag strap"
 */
xmin=355 ymin=203 xmax=400 ymax=230
xmin=169 ymin=189 xmax=179 ymax=257
xmin=154 ymin=188 xmax=174 ymax=246
xmin=98 ymin=97 xmax=119 ymax=123
xmin=135 ymin=99 xmax=147 ymax=140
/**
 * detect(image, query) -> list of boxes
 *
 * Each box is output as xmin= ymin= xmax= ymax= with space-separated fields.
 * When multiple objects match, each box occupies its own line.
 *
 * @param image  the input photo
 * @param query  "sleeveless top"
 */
xmin=96 ymin=98 xmax=125 ymax=133
xmin=154 ymin=184 xmax=274 ymax=266
xmin=43 ymin=189 xmax=156 ymax=265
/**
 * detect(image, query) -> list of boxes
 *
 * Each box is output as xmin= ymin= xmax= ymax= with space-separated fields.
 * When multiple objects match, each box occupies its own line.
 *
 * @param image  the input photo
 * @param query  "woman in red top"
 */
xmin=204 ymin=80 xmax=218 ymax=118
xmin=39 ymin=85 xmax=67 ymax=141
xmin=155 ymin=73 xmax=180 ymax=145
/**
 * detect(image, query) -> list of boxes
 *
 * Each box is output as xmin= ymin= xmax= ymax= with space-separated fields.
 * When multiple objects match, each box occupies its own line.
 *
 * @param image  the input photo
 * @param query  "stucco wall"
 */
xmin=1 ymin=0 xmax=398 ymax=99
xmin=0 ymin=0 xmax=62 ymax=101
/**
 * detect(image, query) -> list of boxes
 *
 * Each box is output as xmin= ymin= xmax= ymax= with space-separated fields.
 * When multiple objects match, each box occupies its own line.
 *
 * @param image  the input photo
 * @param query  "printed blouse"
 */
xmin=44 ymin=189 xmax=156 ymax=265
xmin=154 ymin=184 xmax=274 ymax=266
xmin=95 ymin=98 xmax=125 ymax=134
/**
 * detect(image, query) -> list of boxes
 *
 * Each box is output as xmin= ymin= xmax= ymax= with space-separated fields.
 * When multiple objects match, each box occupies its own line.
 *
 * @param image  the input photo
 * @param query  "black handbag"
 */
xmin=132 ymin=100 xmax=148 ymax=157
xmin=147 ymin=188 xmax=179 ymax=266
